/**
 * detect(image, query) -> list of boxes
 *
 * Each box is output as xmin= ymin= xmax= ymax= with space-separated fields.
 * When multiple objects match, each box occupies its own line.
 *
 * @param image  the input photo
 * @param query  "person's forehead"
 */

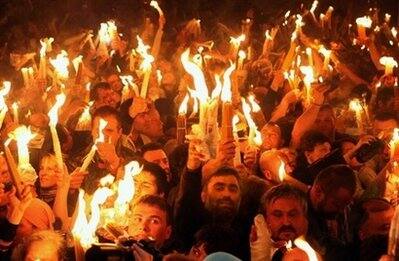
xmin=208 ymin=175 xmax=239 ymax=186
xmin=132 ymin=204 xmax=166 ymax=219
xmin=267 ymin=197 xmax=304 ymax=212
xmin=144 ymin=149 xmax=167 ymax=160
xmin=262 ymin=125 xmax=280 ymax=134
xmin=329 ymin=187 xmax=353 ymax=201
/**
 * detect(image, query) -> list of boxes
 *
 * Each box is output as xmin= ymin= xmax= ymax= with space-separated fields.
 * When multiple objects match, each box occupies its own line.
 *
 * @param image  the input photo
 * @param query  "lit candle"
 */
xmin=136 ymin=36 xmax=155 ymax=98
xmin=48 ymin=92 xmax=66 ymax=169
xmin=318 ymin=46 xmax=332 ymax=71
xmin=349 ymin=99 xmax=364 ymax=132
xmin=0 ymin=81 xmax=10 ymax=128
xmin=325 ymin=6 xmax=334 ymax=29
xmin=150 ymin=0 xmax=164 ymax=16
xmin=10 ymin=126 xmax=36 ymax=168
xmin=248 ymin=94 xmax=266 ymax=128
xmin=229 ymin=34 xmax=245 ymax=59
xmin=81 ymin=119 xmax=108 ymax=171
xmin=356 ymin=16 xmax=372 ymax=40
xmin=76 ymin=101 xmax=94 ymax=131
xmin=156 ymin=69 xmax=163 ymax=86
xmin=50 ymin=50 xmax=70 ymax=85
xmin=237 ymin=50 xmax=246 ymax=70
xmin=177 ymin=94 xmax=189 ymax=145
xmin=389 ymin=128 xmax=399 ymax=160
xmin=309 ymin=0 xmax=319 ymax=23
xmin=294 ymin=237 xmax=319 ymax=261
xmin=306 ymin=47 xmax=314 ymax=68
xmin=72 ymin=55 xmax=83 ymax=85
xmin=39 ymin=39 xmax=47 ymax=80
xmin=232 ymin=115 xmax=241 ymax=167
xmin=221 ymin=63 xmax=236 ymax=142
xmin=262 ymin=30 xmax=273 ymax=55
xmin=379 ymin=56 xmax=398 ymax=76
xmin=4 ymin=138 xmax=23 ymax=197
xmin=11 ymin=102 xmax=18 ymax=125
xmin=242 ymin=98 xmax=262 ymax=148
xmin=21 ymin=67 xmax=29 ymax=88
xmin=278 ymin=160 xmax=286 ymax=182
xmin=300 ymin=66 xmax=315 ymax=107
xmin=120 ymin=75 xmax=138 ymax=102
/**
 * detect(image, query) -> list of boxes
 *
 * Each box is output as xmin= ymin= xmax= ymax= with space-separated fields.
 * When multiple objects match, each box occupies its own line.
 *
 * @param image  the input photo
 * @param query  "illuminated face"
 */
xmin=359 ymin=206 xmax=394 ymax=241
xmin=143 ymin=149 xmax=170 ymax=174
xmin=314 ymin=109 xmax=335 ymax=137
xmin=39 ymin=157 xmax=59 ymax=189
xmin=92 ymin=115 xmax=121 ymax=146
xmin=304 ymin=142 xmax=331 ymax=164
xmin=189 ymin=243 xmax=207 ymax=260
xmin=373 ymin=119 xmax=398 ymax=141
xmin=95 ymin=88 xmax=120 ymax=109
xmin=133 ymin=108 xmax=164 ymax=139
xmin=25 ymin=240 xmax=59 ymax=261
xmin=265 ymin=197 xmax=308 ymax=242
xmin=133 ymin=171 xmax=160 ymax=204
xmin=107 ymin=74 xmax=123 ymax=92
xmin=201 ymin=175 xmax=241 ymax=219
xmin=128 ymin=203 xmax=171 ymax=248
xmin=261 ymin=124 xmax=282 ymax=151
xmin=316 ymin=187 xmax=353 ymax=218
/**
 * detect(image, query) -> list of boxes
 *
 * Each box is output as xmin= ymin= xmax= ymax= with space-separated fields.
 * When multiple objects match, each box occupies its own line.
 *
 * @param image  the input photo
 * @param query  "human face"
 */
xmin=128 ymin=203 xmax=171 ymax=248
xmin=25 ymin=240 xmax=59 ymax=261
xmin=133 ymin=108 xmax=164 ymax=139
xmin=95 ymin=88 xmax=120 ymax=109
xmin=317 ymin=187 xmax=353 ymax=219
xmin=265 ymin=197 xmax=308 ymax=242
xmin=201 ymin=175 xmax=240 ymax=219
xmin=143 ymin=149 xmax=170 ymax=174
xmin=92 ymin=116 xmax=121 ymax=146
xmin=107 ymin=74 xmax=123 ymax=92
xmin=314 ymin=109 xmax=335 ymax=137
xmin=133 ymin=171 xmax=160 ymax=204
xmin=38 ymin=158 xmax=59 ymax=188
xmin=305 ymin=142 xmax=331 ymax=164
xmin=374 ymin=119 xmax=398 ymax=141
xmin=261 ymin=125 xmax=282 ymax=151
xmin=359 ymin=205 xmax=394 ymax=240
xmin=189 ymin=243 xmax=207 ymax=260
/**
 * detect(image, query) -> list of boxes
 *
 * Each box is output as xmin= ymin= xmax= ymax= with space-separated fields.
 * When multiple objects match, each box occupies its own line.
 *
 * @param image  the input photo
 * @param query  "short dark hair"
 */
xmin=374 ymin=111 xmax=398 ymax=124
xmin=299 ymin=130 xmax=331 ymax=153
xmin=260 ymin=184 xmax=308 ymax=215
xmin=90 ymin=82 xmax=111 ymax=101
xmin=92 ymin=105 xmax=122 ymax=130
xmin=141 ymin=143 xmax=165 ymax=157
xmin=313 ymin=164 xmax=357 ymax=195
xmin=202 ymin=166 xmax=240 ymax=189
xmin=142 ymin=161 xmax=169 ymax=196
xmin=135 ymin=195 xmax=172 ymax=225
xmin=193 ymin=225 xmax=239 ymax=257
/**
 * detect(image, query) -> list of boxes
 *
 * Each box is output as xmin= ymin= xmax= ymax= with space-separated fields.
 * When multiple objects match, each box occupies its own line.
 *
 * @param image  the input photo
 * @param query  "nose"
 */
xmin=282 ymin=214 xmax=292 ymax=225
xmin=138 ymin=219 xmax=150 ymax=233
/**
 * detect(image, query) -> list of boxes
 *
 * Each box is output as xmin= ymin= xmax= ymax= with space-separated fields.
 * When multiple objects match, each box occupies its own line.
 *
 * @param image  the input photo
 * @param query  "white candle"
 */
xmin=356 ymin=16 xmax=372 ymax=40
xmin=379 ymin=56 xmax=398 ymax=75
xmin=48 ymin=93 xmax=66 ymax=169
xmin=80 ymin=119 xmax=108 ymax=171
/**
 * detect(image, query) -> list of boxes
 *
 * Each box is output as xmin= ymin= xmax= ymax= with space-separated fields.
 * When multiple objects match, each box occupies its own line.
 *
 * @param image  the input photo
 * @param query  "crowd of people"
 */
xmin=0 ymin=0 xmax=399 ymax=260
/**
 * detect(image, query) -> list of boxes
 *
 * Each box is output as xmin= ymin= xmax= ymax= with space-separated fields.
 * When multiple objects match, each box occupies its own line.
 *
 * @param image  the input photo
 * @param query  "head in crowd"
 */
xmin=357 ymin=198 xmax=394 ymax=241
xmin=128 ymin=195 xmax=172 ymax=248
xmin=188 ymin=225 xmax=239 ymax=260
xmin=310 ymin=164 xmax=356 ymax=219
xmin=259 ymin=150 xmax=292 ymax=182
xmin=91 ymin=106 xmax=122 ymax=146
xmin=201 ymin=167 xmax=241 ymax=222
xmin=133 ymin=161 xmax=169 ymax=205
xmin=335 ymin=136 xmax=363 ymax=169
xmin=350 ymin=84 xmax=372 ymax=104
xmin=260 ymin=123 xmax=283 ymax=151
xmin=375 ymin=87 xmax=394 ymax=115
xmin=12 ymin=230 xmax=66 ymax=261
xmin=261 ymin=184 xmax=308 ymax=243
xmin=131 ymin=98 xmax=164 ymax=140
xmin=141 ymin=142 xmax=171 ymax=176
xmin=279 ymin=148 xmax=297 ymax=171
xmin=373 ymin=112 xmax=398 ymax=141
xmin=314 ymin=105 xmax=336 ymax=139
xmin=299 ymin=130 xmax=331 ymax=164
xmin=38 ymin=154 xmax=59 ymax=189
xmin=90 ymin=82 xmax=120 ymax=109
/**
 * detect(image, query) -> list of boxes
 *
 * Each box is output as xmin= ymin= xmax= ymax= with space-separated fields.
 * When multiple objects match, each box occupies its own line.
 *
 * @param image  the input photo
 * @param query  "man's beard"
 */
xmin=205 ymin=197 xmax=239 ymax=223
xmin=274 ymin=225 xmax=298 ymax=241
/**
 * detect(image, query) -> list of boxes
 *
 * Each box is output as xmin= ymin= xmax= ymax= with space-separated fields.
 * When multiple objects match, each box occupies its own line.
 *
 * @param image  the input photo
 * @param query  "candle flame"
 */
xmin=115 ymin=161 xmax=142 ymax=205
xmin=98 ymin=23 xmax=112 ymax=45
xmin=248 ymin=94 xmax=261 ymax=113
xmin=391 ymin=27 xmax=398 ymax=38
xmin=390 ymin=128 xmax=399 ymax=159
xmin=379 ymin=56 xmax=398 ymax=68
xmin=178 ymin=94 xmax=190 ymax=115
xmin=99 ymin=174 xmax=115 ymax=187
xmin=349 ymin=99 xmax=362 ymax=112
xmin=95 ymin=118 xmax=108 ymax=144
xmin=72 ymin=55 xmax=83 ymax=75
xmin=211 ymin=75 xmax=222 ymax=99
xmin=294 ymin=237 xmax=319 ymax=261
xmin=136 ymin=36 xmax=155 ymax=72
xmin=238 ymin=50 xmax=246 ymax=60
xmin=356 ymin=16 xmax=372 ymax=28
xmin=9 ymin=125 xmax=36 ymax=167
xmin=221 ymin=62 xmax=236 ymax=102
xmin=242 ymin=98 xmax=262 ymax=147
xmin=229 ymin=34 xmax=246 ymax=48
xmin=76 ymin=101 xmax=94 ymax=130
xmin=300 ymin=66 xmax=314 ymax=85
xmin=150 ymin=0 xmax=164 ymax=16
xmin=181 ymin=49 xmax=208 ymax=103
xmin=48 ymin=92 xmax=66 ymax=126
xmin=278 ymin=160 xmax=286 ymax=182
xmin=39 ymin=37 xmax=54 ymax=57
xmin=310 ymin=0 xmax=318 ymax=13
xmin=50 ymin=50 xmax=70 ymax=79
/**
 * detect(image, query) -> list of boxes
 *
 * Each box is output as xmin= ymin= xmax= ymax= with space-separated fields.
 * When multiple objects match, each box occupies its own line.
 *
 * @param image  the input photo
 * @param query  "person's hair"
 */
xmin=40 ymin=154 xmax=57 ymax=168
xmin=141 ymin=161 xmax=169 ymax=196
xmin=313 ymin=164 xmax=357 ymax=195
xmin=359 ymin=234 xmax=388 ymax=261
xmin=12 ymin=230 xmax=66 ymax=261
xmin=374 ymin=111 xmax=398 ymax=123
xmin=202 ymin=166 xmax=240 ymax=189
xmin=376 ymin=86 xmax=394 ymax=104
xmin=119 ymin=98 xmax=134 ymax=135
xmin=90 ymin=82 xmax=111 ymax=101
xmin=260 ymin=184 xmax=308 ymax=215
xmin=141 ymin=142 xmax=165 ymax=157
xmin=135 ymin=195 xmax=172 ymax=225
xmin=350 ymin=84 xmax=372 ymax=104
xmin=299 ymin=130 xmax=331 ymax=153
xmin=358 ymin=198 xmax=392 ymax=230
xmin=193 ymin=225 xmax=239 ymax=257
xmin=92 ymin=105 xmax=122 ymax=129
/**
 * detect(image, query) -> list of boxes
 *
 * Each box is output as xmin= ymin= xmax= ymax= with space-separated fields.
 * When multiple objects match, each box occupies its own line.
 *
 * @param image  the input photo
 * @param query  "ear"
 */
xmin=165 ymin=225 xmax=172 ymax=240
xmin=263 ymin=170 xmax=272 ymax=181
xmin=304 ymin=151 xmax=313 ymax=164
